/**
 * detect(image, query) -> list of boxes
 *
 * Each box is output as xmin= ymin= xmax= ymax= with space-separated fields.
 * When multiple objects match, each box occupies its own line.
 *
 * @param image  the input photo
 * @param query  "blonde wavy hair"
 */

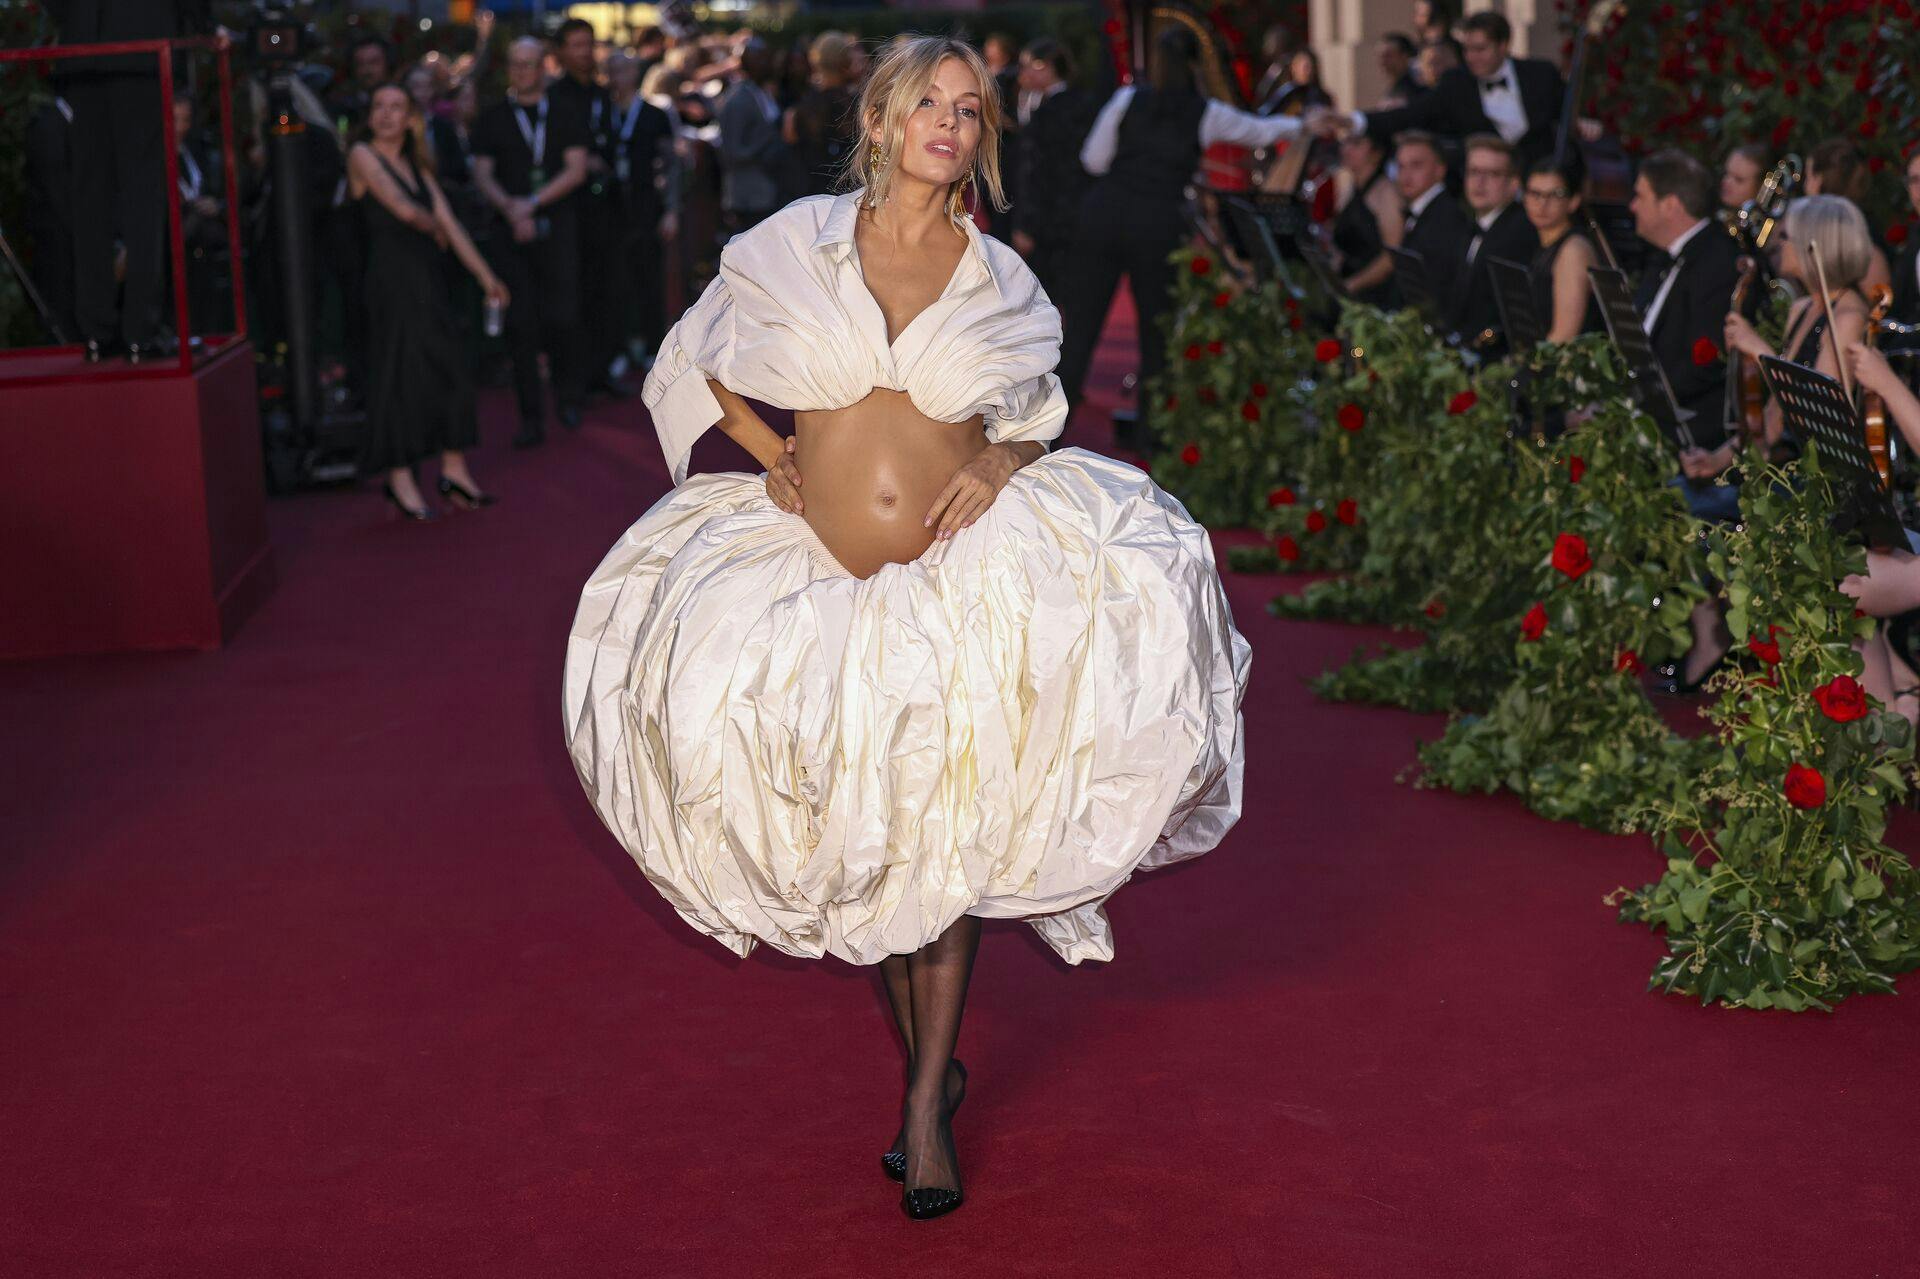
xmin=835 ymin=34 xmax=1007 ymax=224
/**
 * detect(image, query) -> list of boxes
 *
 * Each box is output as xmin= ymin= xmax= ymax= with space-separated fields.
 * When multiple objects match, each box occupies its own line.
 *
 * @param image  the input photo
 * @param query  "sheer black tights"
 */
xmin=878 ymin=916 xmax=980 ymax=1194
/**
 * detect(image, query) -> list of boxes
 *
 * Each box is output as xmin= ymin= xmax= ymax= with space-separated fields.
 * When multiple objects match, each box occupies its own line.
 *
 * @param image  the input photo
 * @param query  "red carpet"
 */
xmin=4 ymin=284 xmax=1919 ymax=1277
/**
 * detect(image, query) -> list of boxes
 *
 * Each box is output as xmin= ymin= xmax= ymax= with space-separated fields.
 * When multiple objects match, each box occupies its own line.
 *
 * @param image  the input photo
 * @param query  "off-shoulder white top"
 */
xmin=641 ymin=187 xmax=1069 ymax=485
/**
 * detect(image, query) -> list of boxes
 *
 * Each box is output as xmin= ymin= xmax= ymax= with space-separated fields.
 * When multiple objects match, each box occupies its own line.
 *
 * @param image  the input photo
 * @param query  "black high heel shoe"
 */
xmin=437 ymin=476 xmax=498 ymax=509
xmin=899 ymin=1100 xmax=964 ymax=1221
xmin=383 ymin=482 xmax=436 ymax=521
xmin=883 ymin=1058 xmax=965 ymax=1182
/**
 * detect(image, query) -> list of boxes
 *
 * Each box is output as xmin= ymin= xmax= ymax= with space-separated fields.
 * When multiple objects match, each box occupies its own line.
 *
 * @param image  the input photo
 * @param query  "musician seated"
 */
xmin=1806 ymin=137 xmax=1893 ymax=293
xmin=1454 ymin=133 xmax=1538 ymax=350
xmin=1835 ymin=340 xmax=1920 ymax=724
xmin=1263 ymin=48 xmax=1332 ymax=116
xmin=1330 ymin=130 xmax=1405 ymax=306
xmin=1721 ymin=194 xmax=1873 ymax=469
xmin=1719 ymin=143 xmax=1768 ymax=213
xmin=1523 ymin=153 xmax=1604 ymax=343
xmin=1392 ymin=130 xmax=1474 ymax=309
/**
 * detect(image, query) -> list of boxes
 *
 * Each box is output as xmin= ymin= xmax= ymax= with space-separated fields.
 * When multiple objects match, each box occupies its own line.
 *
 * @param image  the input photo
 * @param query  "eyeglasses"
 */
xmin=1523 ymin=188 xmax=1570 ymax=202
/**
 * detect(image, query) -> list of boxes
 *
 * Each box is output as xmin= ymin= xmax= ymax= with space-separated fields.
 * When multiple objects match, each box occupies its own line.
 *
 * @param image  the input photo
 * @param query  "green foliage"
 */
xmin=1615 ymin=450 xmax=1920 ymax=1009
xmin=1143 ymin=245 xmax=1316 ymax=530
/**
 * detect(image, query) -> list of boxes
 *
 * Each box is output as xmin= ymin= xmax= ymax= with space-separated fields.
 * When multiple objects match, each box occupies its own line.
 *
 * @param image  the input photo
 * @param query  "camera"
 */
xmin=249 ymin=5 xmax=311 ymax=71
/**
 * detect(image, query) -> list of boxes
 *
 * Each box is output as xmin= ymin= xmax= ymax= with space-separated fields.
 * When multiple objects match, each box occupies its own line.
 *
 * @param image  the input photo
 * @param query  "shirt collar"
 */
xmin=812 ymin=187 xmax=1001 ymax=298
xmin=1482 ymin=57 xmax=1517 ymax=88
xmin=1475 ymin=203 xmax=1507 ymax=232
xmin=1667 ymin=217 xmax=1710 ymax=259
xmin=1409 ymin=182 xmax=1445 ymax=218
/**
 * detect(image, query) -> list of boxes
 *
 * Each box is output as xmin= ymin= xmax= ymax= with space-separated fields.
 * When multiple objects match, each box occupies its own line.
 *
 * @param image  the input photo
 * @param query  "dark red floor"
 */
xmin=4 ymin=285 xmax=1919 ymax=1277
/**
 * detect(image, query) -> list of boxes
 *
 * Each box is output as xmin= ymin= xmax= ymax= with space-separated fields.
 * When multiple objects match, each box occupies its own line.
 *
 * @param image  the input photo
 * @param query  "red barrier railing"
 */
xmin=0 ymin=36 xmax=246 ymax=376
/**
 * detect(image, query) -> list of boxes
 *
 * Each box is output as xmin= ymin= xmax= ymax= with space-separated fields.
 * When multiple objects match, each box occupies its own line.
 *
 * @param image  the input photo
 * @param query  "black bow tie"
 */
xmin=1481 ymin=75 xmax=1511 ymax=93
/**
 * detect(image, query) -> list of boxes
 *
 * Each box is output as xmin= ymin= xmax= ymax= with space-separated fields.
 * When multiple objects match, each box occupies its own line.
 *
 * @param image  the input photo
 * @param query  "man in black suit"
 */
xmin=1453 ymin=133 xmax=1538 ymax=352
xmin=1342 ymin=12 xmax=1586 ymax=174
xmin=1892 ymin=150 xmax=1920 ymax=324
xmin=1629 ymin=149 xmax=1741 ymax=457
xmin=1010 ymin=38 xmax=1096 ymax=305
xmin=45 ymin=0 xmax=211 ymax=360
xmin=1393 ymin=131 xmax=1475 ymax=328
xmin=982 ymin=32 xmax=1022 ymax=243
xmin=1376 ymin=33 xmax=1423 ymax=107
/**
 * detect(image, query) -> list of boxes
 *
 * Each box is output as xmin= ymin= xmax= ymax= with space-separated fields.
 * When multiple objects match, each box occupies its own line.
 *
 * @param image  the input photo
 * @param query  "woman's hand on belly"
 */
xmin=924 ymin=442 xmax=1022 ymax=540
xmin=765 ymin=434 xmax=804 ymax=514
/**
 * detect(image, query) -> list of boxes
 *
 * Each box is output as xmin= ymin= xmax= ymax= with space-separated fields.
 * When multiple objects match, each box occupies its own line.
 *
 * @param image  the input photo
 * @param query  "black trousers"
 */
xmin=67 ymin=73 xmax=166 ymax=345
xmin=577 ymin=186 xmax=618 ymax=385
xmin=488 ymin=211 xmax=585 ymax=424
xmin=612 ymin=199 xmax=667 ymax=358
xmin=1055 ymin=197 xmax=1184 ymax=444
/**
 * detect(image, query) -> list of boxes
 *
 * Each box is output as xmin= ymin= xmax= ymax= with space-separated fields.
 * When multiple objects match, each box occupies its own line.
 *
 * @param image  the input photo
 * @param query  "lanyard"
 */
xmin=177 ymin=145 xmax=202 ymax=200
xmin=615 ymin=96 xmax=644 ymax=145
xmin=513 ymin=97 xmax=547 ymax=168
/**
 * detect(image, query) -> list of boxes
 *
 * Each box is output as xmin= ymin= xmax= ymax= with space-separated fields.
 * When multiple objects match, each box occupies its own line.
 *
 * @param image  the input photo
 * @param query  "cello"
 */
xmin=1864 ymin=284 xmax=1895 ymax=489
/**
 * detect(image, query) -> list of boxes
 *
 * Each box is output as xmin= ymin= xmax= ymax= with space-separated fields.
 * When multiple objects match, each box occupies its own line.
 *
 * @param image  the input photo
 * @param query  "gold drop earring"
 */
xmin=867 ymin=142 xmax=883 ymax=190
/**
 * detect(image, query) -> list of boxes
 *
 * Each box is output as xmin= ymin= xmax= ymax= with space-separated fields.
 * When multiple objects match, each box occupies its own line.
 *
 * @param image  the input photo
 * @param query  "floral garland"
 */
xmin=1613 ymin=453 xmax=1920 ymax=1009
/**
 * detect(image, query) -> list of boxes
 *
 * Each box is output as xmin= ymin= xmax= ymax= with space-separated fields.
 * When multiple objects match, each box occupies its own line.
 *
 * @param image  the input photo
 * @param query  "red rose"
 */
xmin=1335 ymin=498 xmax=1358 ymax=526
xmin=1692 ymin=336 xmax=1721 ymax=366
xmin=1288 ymin=314 xmax=1304 ymax=331
xmin=1212 ymin=290 xmax=1232 ymax=309
xmin=1616 ymin=648 xmax=1644 ymax=675
xmin=1315 ymin=338 xmax=1342 ymax=363
xmin=1520 ymin=602 xmax=1548 ymax=642
xmin=1184 ymin=343 xmax=1202 ymax=362
xmin=1783 ymin=763 xmax=1827 ymax=810
xmin=1165 ymin=395 xmax=1179 ymax=411
xmin=1268 ymin=486 xmax=1296 ymax=507
xmin=1251 ymin=381 xmax=1269 ymax=399
xmin=1337 ymin=403 xmax=1365 ymax=432
xmin=1190 ymin=255 xmax=1213 ymax=276
xmin=1199 ymin=386 xmax=1218 ymax=404
xmin=1205 ymin=339 xmax=1224 ymax=356
xmin=1747 ymin=624 xmax=1782 ymax=665
xmin=1568 ymin=455 xmax=1586 ymax=484
xmin=1275 ymin=534 xmax=1300 ymax=562
xmin=1890 ymin=222 xmax=1911 ymax=246
xmin=1240 ymin=401 xmax=1260 ymax=422
xmin=1305 ymin=509 xmax=1328 ymax=533
xmin=1447 ymin=389 xmax=1478 ymax=415
xmin=1551 ymin=532 xmax=1593 ymax=581
xmin=1812 ymin=674 xmax=1869 ymax=723
xmin=1283 ymin=297 xmax=1301 ymax=314
xmin=1772 ymin=116 xmax=1796 ymax=149
xmin=1180 ymin=443 xmax=1201 ymax=466
xmin=1424 ymin=599 xmax=1446 ymax=620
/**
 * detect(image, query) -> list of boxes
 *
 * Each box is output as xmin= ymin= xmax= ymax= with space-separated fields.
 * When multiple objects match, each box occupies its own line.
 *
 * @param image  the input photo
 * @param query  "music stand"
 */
xmin=1758 ymin=355 xmax=1909 ymax=550
xmin=1487 ymin=256 xmax=1545 ymax=356
xmin=1387 ymin=245 xmax=1442 ymax=327
xmin=1222 ymin=196 xmax=1302 ymax=295
xmin=1587 ymin=265 xmax=1697 ymax=450
xmin=1297 ymin=236 xmax=1347 ymax=303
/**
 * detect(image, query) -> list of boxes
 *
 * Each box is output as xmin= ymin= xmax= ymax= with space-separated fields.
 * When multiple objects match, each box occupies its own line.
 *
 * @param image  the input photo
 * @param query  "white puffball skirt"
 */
xmin=563 ymin=447 xmax=1250 ymax=966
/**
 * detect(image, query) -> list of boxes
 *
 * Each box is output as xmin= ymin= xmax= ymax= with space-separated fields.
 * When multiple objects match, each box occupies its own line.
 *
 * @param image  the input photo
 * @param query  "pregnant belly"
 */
xmin=793 ymin=390 xmax=988 ymax=580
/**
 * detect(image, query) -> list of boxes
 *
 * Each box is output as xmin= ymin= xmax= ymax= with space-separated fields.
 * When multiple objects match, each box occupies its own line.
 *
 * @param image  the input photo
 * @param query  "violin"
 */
xmin=1725 ymin=256 xmax=1766 ymax=448
xmin=1864 ymin=283 xmax=1895 ymax=490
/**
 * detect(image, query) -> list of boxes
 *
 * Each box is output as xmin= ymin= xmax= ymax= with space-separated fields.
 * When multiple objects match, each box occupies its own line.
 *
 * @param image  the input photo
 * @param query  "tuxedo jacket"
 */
xmin=1634 ymin=223 xmax=1741 ymax=449
xmin=1892 ymin=234 xmax=1920 ymax=325
xmin=1454 ymin=201 xmax=1539 ymax=346
xmin=1402 ymin=190 xmax=1476 ymax=323
xmin=1365 ymin=59 xmax=1566 ymax=170
xmin=1013 ymin=86 xmax=1099 ymax=246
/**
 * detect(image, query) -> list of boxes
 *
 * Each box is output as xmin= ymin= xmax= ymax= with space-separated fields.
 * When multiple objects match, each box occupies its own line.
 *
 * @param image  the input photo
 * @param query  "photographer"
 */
xmin=471 ymin=36 xmax=591 ymax=447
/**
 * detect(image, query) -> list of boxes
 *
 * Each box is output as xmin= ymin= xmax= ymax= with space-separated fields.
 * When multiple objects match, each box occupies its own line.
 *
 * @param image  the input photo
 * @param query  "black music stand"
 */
xmin=1587 ymin=265 xmax=1697 ymax=450
xmin=1297 ymin=236 xmax=1347 ymax=304
xmin=1387 ymin=245 xmax=1445 ymax=328
xmin=1222 ymin=196 xmax=1302 ymax=295
xmin=1487 ymin=256 xmax=1545 ymax=356
xmin=1758 ymin=355 xmax=1909 ymax=550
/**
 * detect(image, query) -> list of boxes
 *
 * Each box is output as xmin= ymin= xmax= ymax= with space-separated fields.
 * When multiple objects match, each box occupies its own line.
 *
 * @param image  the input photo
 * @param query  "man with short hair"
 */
xmin=549 ymin=17 xmax=627 ymax=399
xmin=1452 ymin=133 xmax=1537 ymax=351
xmin=1340 ymin=13 xmax=1591 ymax=173
xmin=1394 ymin=130 xmax=1475 ymax=316
xmin=472 ymin=36 xmax=594 ymax=445
xmin=1629 ymin=148 xmax=1740 ymax=450
xmin=1376 ymin=33 xmax=1422 ymax=105
xmin=1011 ymin=38 xmax=1096 ymax=303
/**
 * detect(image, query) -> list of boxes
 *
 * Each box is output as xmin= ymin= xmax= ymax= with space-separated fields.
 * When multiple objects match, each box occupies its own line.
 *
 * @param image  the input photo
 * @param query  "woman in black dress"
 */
xmin=1329 ymin=130 xmax=1403 ymax=306
xmin=1522 ymin=154 xmax=1604 ymax=343
xmin=347 ymin=84 xmax=509 ymax=520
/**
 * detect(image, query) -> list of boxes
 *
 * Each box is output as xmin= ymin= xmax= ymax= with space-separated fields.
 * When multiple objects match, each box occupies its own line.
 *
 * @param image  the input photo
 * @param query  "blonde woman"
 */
xmin=563 ymin=35 xmax=1249 ymax=1220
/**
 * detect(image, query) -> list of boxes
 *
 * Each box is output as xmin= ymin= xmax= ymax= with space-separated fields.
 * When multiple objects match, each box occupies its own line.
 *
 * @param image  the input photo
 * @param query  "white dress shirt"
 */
xmin=1643 ymin=217 xmax=1711 ymax=333
xmin=1405 ymin=182 xmax=1446 ymax=225
xmin=1476 ymin=58 xmax=1528 ymax=145
xmin=1466 ymin=203 xmax=1508 ymax=263
xmin=642 ymin=189 xmax=1067 ymax=485
xmin=1078 ymin=84 xmax=1302 ymax=176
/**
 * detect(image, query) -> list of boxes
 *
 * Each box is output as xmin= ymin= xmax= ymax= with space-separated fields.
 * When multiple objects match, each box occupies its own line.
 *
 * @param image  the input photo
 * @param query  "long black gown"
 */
xmin=356 ymin=150 xmax=478 ymax=472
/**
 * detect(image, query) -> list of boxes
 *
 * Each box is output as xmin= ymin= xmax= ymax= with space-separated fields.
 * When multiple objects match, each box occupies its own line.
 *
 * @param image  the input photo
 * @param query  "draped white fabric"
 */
xmin=563 ymin=450 xmax=1251 ymax=966
xmin=640 ymin=189 xmax=1069 ymax=485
